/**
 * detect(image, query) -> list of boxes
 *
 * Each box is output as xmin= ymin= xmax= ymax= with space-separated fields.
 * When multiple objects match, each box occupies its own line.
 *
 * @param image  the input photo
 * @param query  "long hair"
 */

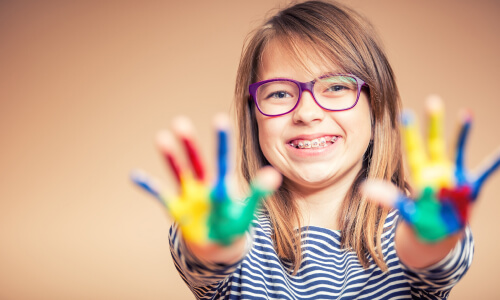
xmin=234 ymin=0 xmax=407 ymax=274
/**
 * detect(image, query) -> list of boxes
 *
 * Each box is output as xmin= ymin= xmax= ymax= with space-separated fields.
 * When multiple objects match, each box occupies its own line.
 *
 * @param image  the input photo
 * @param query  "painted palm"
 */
xmin=397 ymin=96 xmax=499 ymax=242
xmin=131 ymin=116 xmax=280 ymax=246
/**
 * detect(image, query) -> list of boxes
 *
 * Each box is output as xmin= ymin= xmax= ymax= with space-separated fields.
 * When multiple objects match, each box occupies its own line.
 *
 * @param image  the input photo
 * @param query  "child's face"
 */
xmin=255 ymin=40 xmax=372 ymax=191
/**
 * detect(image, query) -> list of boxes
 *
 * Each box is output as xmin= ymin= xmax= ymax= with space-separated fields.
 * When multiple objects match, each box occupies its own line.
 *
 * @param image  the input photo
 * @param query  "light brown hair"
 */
xmin=234 ymin=0 xmax=407 ymax=273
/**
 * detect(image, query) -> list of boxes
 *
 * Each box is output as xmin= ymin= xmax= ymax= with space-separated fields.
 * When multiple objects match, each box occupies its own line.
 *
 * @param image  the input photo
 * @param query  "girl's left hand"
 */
xmin=364 ymin=95 xmax=500 ymax=243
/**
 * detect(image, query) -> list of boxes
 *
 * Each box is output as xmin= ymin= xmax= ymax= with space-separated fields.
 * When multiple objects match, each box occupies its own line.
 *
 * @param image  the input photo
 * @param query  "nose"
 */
xmin=291 ymin=90 xmax=325 ymax=124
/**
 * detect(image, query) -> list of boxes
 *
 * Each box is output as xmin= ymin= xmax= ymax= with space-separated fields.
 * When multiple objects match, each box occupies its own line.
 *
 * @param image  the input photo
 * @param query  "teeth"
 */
xmin=311 ymin=139 xmax=319 ymax=148
xmin=290 ymin=136 xmax=339 ymax=149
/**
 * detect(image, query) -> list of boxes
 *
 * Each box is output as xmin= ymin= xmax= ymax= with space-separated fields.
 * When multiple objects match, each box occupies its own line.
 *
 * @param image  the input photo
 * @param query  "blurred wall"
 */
xmin=1 ymin=1 xmax=499 ymax=299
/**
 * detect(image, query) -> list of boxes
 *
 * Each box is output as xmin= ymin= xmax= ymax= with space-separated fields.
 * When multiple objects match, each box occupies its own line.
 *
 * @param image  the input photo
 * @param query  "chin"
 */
xmin=289 ymin=169 xmax=338 ymax=188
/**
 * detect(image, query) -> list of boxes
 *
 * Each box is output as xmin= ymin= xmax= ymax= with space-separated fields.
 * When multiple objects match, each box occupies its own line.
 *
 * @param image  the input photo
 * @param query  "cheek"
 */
xmin=345 ymin=97 xmax=372 ymax=145
xmin=255 ymin=114 xmax=285 ymax=161
xmin=256 ymin=117 xmax=277 ymax=150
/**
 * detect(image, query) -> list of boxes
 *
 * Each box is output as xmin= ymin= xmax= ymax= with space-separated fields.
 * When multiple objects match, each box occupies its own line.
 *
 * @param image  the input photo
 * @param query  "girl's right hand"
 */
xmin=131 ymin=114 xmax=282 ymax=251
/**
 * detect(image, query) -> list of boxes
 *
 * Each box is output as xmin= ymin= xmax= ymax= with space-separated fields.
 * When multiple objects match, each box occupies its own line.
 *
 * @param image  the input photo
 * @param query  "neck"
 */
xmin=289 ymin=167 xmax=361 ymax=231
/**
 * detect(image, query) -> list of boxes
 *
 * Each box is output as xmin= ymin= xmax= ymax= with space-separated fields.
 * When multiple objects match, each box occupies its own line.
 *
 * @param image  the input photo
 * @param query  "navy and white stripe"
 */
xmin=170 ymin=210 xmax=474 ymax=299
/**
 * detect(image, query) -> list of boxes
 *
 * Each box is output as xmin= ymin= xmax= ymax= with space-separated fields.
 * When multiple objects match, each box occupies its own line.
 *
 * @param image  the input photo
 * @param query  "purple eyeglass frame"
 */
xmin=248 ymin=74 xmax=366 ymax=117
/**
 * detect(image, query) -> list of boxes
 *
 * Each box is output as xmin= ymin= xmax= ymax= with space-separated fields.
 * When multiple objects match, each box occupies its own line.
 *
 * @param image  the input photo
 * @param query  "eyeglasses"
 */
xmin=249 ymin=74 xmax=366 ymax=117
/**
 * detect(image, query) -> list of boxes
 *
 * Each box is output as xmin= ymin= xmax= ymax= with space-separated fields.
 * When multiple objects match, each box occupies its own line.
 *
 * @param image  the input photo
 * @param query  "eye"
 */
xmin=257 ymin=80 xmax=297 ymax=102
xmin=325 ymin=85 xmax=348 ymax=92
xmin=266 ymin=91 xmax=292 ymax=99
xmin=317 ymin=76 xmax=357 ymax=98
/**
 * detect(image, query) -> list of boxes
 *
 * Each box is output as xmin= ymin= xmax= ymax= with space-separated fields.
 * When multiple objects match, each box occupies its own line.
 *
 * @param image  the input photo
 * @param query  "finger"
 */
xmin=361 ymin=179 xmax=400 ymax=208
xmin=169 ymin=176 xmax=211 ymax=244
xmin=215 ymin=114 xmax=230 ymax=182
xmin=251 ymin=166 xmax=283 ymax=193
xmin=209 ymin=167 xmax=282 ymax=245
xmin=243 ymin=166 xmax=282 ymax=220
xmin=130 ymin=169 xmax=169 ymax=207
xmin=402 ymin=110 xmax=427 ymax=186
xmin=454 ymin=109 xmax=472 ymax=186
xmin=172 ymin=116 xmax=206 ymax=182
xmin=156 ymin=130 xmax=182 ymax=185
xmin=362 ymin=179 xmax=417 ymax=223
xmin=472 ymin=146 xmax=500 ymax=199
xmin=426 ymin=95 xmax=448 ymax=164
xmin=212 ymin=113 xmax=230 ymax=202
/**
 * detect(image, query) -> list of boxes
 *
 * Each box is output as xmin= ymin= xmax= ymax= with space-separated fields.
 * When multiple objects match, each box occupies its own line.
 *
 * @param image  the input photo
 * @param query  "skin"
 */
xmin=255 ymin=40 xmax=372 ymax=229
xmin=160 ymin=118 xmax=283 ymax=264
xmin=175 ymin=41 xmax=464 ymax=269
xmin=254 ymin=40 xmax=462 ymax=268
xmin=362 ymin=179 xmax=463 ymax=268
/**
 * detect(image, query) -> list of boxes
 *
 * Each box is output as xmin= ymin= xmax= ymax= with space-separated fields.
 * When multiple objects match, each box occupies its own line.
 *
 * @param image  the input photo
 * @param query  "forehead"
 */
xmin=257 ymin=38 xmax=343 ymax=82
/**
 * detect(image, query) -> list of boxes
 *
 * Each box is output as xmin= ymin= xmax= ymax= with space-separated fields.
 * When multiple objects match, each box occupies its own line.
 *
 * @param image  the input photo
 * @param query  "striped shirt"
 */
xmin=170 ymin=210 xmax=474 ymax=299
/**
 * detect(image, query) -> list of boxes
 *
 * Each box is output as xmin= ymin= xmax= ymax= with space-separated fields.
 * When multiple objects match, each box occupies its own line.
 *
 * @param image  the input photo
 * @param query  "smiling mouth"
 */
xmin=289 ymin=136 xmax=339 ymax=149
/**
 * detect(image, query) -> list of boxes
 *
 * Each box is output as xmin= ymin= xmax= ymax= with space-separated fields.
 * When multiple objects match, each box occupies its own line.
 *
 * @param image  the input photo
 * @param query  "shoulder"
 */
xmin=252 ymin=208 xmax=273 ymax=233
xmin=384 ymin=209 xmax=400 ymax=227
xmin=382 ymin=209 xmax=400 ymax=240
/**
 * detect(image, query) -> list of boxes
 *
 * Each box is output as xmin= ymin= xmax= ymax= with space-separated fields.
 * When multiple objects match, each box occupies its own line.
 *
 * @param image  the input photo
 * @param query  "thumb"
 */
xmin=252 ymin=166 xmax=283 ymax=193
xmin=361 ymin=179 xmax=401 ymax=209
xmin=362 ymin=179 xmax=418 ymax=227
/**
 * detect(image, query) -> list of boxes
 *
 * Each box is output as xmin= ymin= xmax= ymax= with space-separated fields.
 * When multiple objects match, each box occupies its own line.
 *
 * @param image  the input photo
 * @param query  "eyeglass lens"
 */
xmin=256 ymin=75 xmax=359 ymax=116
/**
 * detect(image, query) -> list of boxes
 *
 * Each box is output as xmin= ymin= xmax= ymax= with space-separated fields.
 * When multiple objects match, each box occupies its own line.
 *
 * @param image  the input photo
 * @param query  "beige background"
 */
xmin=1 ymin=1 xmax=499 ymax=299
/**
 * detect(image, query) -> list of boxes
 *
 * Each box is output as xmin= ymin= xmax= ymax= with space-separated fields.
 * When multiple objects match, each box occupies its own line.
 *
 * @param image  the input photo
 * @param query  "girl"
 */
xmin=134 ymin=1 xmax=498 ymax=299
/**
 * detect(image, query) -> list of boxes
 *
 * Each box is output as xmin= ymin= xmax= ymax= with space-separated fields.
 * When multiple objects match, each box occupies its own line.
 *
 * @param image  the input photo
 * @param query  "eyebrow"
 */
xmin=259 ymin=71 xmax=344 ymax=82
